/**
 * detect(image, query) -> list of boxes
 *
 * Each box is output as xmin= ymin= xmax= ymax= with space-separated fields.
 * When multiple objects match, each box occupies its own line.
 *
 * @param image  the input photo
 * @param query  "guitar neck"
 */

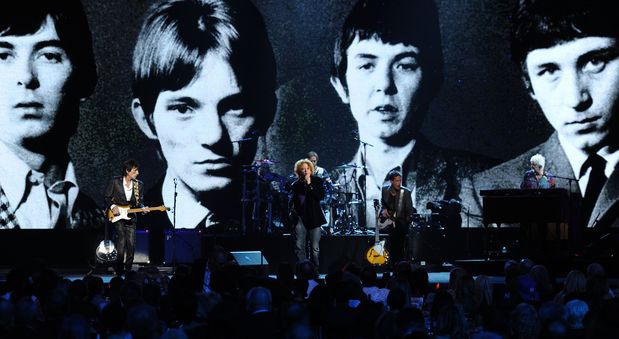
xmin=126 ymin=206 xmax=161 ymax=213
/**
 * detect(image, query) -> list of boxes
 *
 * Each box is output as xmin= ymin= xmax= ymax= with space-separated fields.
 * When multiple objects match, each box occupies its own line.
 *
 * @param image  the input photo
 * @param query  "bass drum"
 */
xmin=95 ymin=239 xmax=117 ymax=263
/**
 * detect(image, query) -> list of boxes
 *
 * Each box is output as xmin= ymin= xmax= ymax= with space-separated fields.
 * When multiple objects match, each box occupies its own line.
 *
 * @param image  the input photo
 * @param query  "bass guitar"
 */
xmin=107 ymin=205 xmax=170 ymax=223
xmin=366 ymin=199 xmax=389 ymax=265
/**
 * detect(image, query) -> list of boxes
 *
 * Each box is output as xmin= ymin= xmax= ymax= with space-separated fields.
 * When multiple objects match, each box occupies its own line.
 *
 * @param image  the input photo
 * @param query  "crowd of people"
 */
xmin=1 ymin=247 xmax=618 ymax=338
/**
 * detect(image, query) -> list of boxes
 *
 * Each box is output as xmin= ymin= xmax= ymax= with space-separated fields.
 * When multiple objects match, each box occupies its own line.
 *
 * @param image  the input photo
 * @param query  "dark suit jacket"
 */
xmin=104 ymin=176 xmax=144 ymax=213
xmin=461 ymin=132 xmax=619 ymax=229
xmin=381 ymin=185 xmax=414 ymax=232
xmin=291 ymin=175 xmax=326 ymax=229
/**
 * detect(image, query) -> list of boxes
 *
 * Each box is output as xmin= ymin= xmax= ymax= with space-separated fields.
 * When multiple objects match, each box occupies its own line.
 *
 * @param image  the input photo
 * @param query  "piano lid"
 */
xmin=480 ymin=188 xmax=568 ymax=197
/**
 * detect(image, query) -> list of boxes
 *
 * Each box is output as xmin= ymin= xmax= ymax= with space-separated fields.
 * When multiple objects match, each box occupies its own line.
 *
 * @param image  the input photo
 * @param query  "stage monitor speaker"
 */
xmin=135 ymin=230 xmax=150 ymax=264
xmin=164 ymin=229 xmax=202 ymax=264
xmin=230 ymin=251 xmax=269 ymax=276
xmin=230 ymin=250 xmax=268 ymax=266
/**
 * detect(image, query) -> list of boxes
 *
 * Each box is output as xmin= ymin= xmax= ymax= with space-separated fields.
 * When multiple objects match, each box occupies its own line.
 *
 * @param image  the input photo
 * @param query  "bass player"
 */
xmin=380 ymin=170 xmax=415 ymax=267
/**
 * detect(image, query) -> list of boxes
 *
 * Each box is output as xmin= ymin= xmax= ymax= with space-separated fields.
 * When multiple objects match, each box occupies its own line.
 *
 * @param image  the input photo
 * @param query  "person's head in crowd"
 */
xmin=448 ymin=266 xmax=467 ymax=293
xmin=538 ymin=301 xmax=568 ymax=326
xmin=0 ymin=0 xmax=97 ymax=160
xmin=410 ymin=265 xmax=429 ymax=296
xmin=565 ymin=299 xmax=588 ymax=330
xmin=563 ymin=269 xmax=586 ymax=295
xmin=586 ymin=262 xmax=606 ymax=278
xmin=433 ymin=304 xmax=468 ymax=338
xmin=397 ymin=307 xmax=426 ymax=338
xmin=127 ymin=304 xmax=161 ymax=339
xmin=330 ymin=0 xmax=443 ymax=144
xmin=296 ymin=260 xmax=317 ymax=280
xmin=430 ymin=289 xmax=454 ymax=322
xmin=529 ymin=264 xmax=553 ymax=299
xmin=246 ymin=286 xmax=272 ymax=314
xmin=511 ymin=0 xmax=619 ymax=154
xmin=510 ymin=302 xmax=540 ymax=339
xmin=360 ymin=266 xmax=378 ymax=288
xmin=386 ymin=287 xmax=407 ymax=311
xmin=0 ymin=299 xmax=14 ymax=334
xmin=474 ymin=275 xmax=493 ymax=308
xmin=58 ymin=313 xmax=90 ymax=339
xmin=14 ymin=296 xmax=42 ymax=326
xmin=519 ymin=257 xmax=534 ymax=272
xmin=276 ymin=262 xmax=294 ymax=285
xmin=161 ymin=328 xmax=190 ymax=339
xmin=516 ymin=275 xmax=540 ymax=304
xmin=131 ymin=0 xmax=276 ymax=200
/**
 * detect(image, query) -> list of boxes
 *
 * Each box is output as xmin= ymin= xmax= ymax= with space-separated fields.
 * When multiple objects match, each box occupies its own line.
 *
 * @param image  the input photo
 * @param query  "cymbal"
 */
xmin=255 ymin=158 xmax=278 ymax=165
xmin=348 ymin=199 xmax=363 ymax=204
xmin=334 ymin=163 xmax=365 ymax=169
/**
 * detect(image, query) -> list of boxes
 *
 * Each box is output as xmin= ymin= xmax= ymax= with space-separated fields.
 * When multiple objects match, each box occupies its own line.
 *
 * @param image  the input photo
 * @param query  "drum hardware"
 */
xmin=334 ymin=163 xmax=366 ymax=170
xmin=241 ymin=158 xmax=291 ymax=235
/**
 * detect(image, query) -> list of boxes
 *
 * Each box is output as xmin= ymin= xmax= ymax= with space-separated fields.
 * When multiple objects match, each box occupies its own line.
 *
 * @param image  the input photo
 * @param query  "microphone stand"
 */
xmin=356 ymin=136 xmax=373 ymax=233
xmin=551 ymin=174 xmax=579 ymax=252
xmin=172 ymin=178 xmax=178 ymax=268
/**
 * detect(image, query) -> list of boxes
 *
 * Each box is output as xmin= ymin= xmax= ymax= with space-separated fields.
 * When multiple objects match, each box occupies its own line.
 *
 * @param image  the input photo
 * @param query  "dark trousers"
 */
xmin=388 ymin=226 xmax=409 ymax=267
xmin=114 ymin=219 xmax=136 ymax=271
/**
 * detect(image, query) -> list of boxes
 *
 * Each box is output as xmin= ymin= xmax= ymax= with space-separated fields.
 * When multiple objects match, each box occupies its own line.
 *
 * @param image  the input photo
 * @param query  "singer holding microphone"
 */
xmin=290 ymin=158 xmax=326 ymax=269
xmin=521 ymin=154 xmax=557 ymax=189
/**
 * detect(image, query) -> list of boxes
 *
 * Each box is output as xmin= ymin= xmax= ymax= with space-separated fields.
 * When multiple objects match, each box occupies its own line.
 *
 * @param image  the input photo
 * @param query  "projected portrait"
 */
xmin=0 ymin=0 xmax=104 ymax=229
xmin=330 ymin=0 xmax=496 ymax=229
xmin=461 ymin=0 xmax=619 ymax=231
xmin=130 ymin=0 xmax=276 ymax=230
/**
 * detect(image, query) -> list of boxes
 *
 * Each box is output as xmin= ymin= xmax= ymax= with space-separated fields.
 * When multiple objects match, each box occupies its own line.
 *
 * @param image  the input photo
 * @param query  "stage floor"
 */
xmin=1 ymin=227 xmax=618 ymax=279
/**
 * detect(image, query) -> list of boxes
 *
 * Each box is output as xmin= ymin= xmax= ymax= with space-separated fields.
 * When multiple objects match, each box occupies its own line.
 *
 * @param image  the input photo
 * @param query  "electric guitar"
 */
xmin=106 ymin=205 xmax=170 ymax=223
xmin=377 ymin=204 xmax=396 ymax=230
xmin=366 ymin=199 xmax=389 ymax=265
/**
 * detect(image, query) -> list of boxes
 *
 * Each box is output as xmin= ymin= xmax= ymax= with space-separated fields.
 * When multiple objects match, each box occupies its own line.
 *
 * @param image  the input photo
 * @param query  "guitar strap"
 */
xmin=132 ymin=180 xmax=140 ymax=206
xmin=395 ymin=189 xmax=404 ymax=219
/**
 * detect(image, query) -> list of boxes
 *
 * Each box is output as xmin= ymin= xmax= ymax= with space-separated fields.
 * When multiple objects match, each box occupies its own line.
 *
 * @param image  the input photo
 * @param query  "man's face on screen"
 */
xmin=150 ymin=52 xmax=257 ymax=194
xmin=0 ymin=17 xmax=75 ymax=148
xmin=526 ymin=37 xmax=619 ymax=153
xmin=341 ymin=37 xmax=423 ymax=141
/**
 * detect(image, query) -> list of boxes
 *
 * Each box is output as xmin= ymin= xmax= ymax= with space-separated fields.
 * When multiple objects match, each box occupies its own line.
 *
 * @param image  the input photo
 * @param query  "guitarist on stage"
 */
xmin=381 ymin=170 xmax=415 ymax=267
xmin=105 ymin=159 xmax=147 ymax=275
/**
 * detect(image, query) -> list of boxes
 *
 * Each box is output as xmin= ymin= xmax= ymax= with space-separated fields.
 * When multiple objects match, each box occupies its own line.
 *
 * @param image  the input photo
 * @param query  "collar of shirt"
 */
xmin=0 ymin=141 xmax=78 ymax=214
xmin=162 ymin=172 xmax=213 ymax=228
xmin=558 ymin=134 xmax=619 ymax=195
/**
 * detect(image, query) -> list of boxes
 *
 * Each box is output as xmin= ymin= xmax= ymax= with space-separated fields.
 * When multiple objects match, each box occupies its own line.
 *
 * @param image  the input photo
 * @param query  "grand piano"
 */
xmin=480 ymin=188 xmax=570 ymax=227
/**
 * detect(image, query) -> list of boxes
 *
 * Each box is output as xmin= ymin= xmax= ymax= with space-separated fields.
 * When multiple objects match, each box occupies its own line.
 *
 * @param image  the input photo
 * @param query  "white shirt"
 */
xmin=0 ymin=141 xmax=78 ymax=229
xmin=161 ymin=171 xmax=216 ymax=228
xmin=123 ymin=178 xmax=134 ymax=202
xmin=558 ymin=134 xmax=619 ymax=196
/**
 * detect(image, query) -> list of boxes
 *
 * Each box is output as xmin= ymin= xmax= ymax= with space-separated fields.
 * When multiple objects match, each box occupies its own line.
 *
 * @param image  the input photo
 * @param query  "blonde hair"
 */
xmin=294 ymin=158 xmax=314 ymax=176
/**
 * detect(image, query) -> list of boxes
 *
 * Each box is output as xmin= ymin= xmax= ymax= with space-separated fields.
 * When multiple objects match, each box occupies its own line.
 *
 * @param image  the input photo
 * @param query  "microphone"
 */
xmin=232 ymin=130 xmax=261 ymax=143
xmin=231 ymin=137 xmax=255 ymax=143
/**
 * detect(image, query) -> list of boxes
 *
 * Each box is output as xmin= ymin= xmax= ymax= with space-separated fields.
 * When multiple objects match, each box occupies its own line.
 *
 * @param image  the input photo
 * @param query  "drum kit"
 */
xmin=240 ymin=159 xmax=451 ymax=235
xmin=240 ymin=160 xmax=370 ymax=235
